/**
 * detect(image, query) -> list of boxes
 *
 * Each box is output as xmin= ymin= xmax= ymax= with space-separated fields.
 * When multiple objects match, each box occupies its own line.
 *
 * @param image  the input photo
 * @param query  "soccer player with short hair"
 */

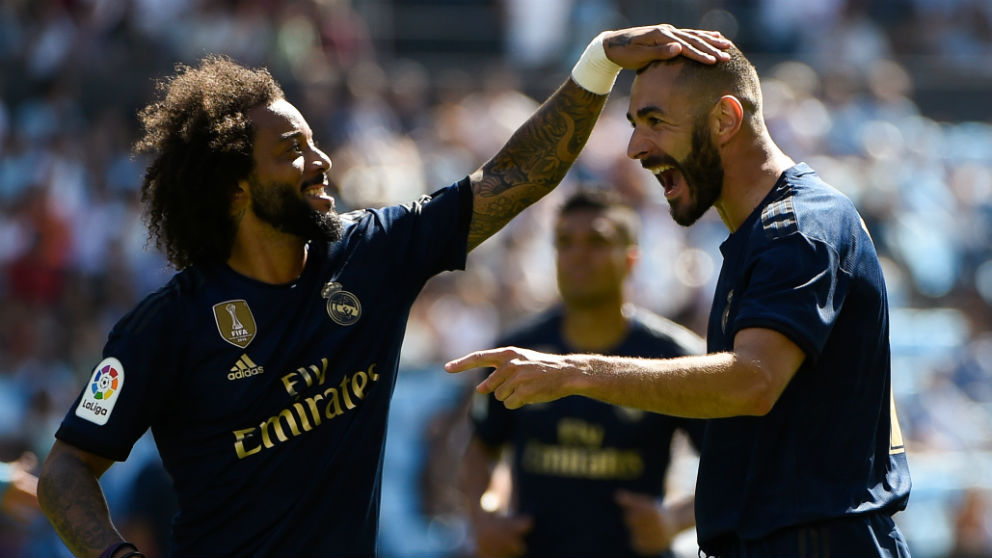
xmin=462 ymin=188 xmax=706 ymax=558
xmin=447 ymin=43 xmax=912 ymax=557
xmin=36 ymin=26 xmax=731 ymax=558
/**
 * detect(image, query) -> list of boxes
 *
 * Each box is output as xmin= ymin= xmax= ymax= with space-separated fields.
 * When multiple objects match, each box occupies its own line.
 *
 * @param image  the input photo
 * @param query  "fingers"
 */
xmin=668 ymin=28 xmax=732 ymax=63
xmin=445 ymin=348 xmax=510 ymax=373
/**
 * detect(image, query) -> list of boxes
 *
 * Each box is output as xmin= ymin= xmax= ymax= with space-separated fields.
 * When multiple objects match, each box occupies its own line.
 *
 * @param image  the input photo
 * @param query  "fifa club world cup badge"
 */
xmin=213 ymin=299 xmax=257 ymax=348
xmin=321 ymin=281 xmax=362 ymax=326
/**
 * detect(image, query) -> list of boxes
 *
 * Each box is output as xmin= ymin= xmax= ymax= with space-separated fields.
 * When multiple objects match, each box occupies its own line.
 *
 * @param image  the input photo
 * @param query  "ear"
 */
xmin=230 ymin=179 xmax=250 ymax=216
xmin=623 ymin=245 xmax=639 ymax=275
xmin=710 ymin=95 xmax=744 ymax=144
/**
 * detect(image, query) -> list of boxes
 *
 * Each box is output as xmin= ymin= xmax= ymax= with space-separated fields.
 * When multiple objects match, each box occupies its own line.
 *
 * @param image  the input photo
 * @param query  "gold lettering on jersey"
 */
xmin=232 ymin=360 xmax=380 ymax=459
xmin=515 ymin=417 xmax=642 ymax=479
xmin=212 ymin=300 xmax=257 ymax=348
xmin=557 ymin=418 xmax=605 ymax=447
xmin=521 ymin=442 xmax=644 ymax=479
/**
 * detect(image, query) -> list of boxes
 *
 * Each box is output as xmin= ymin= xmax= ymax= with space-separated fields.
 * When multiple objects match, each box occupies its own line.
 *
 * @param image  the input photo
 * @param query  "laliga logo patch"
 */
xmin=213 ymin=299 xmax=257 ymax=348
xmin=75 ymin=357 xmax=124 ymax=426
xmin=321 ymin=281 xmax=362 ymax=326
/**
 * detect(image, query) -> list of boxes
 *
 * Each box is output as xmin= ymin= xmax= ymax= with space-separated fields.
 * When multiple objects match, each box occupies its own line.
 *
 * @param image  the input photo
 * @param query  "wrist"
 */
xmin=571 ymin=31 xmax=622 ymax=95
xmin=99 ymin=541 xmax=143 ymax=558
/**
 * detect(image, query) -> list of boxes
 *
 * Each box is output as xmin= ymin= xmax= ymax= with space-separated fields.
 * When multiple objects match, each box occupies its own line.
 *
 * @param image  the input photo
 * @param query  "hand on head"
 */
xmin=603 ymin=24 xmax=732 ymax=69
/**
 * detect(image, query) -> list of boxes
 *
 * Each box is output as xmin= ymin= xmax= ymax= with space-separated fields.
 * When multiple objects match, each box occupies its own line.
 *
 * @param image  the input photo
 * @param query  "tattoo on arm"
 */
xmin=605 ymin=35 xmax=633 ymax=48
xmin=467 ymin=80 xmax=608 ymax=250
xmin=39 ymin=453 xmax=121 ymax=556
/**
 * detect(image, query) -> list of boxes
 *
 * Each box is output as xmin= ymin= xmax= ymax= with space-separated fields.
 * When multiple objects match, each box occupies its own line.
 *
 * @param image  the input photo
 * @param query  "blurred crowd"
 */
xmin=0 ymin=1 xmax=991 ymax=556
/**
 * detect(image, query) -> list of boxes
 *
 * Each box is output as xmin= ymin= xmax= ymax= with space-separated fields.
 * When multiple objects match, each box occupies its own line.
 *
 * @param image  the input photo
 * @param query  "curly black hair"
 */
xmin=134 ymin=55 xmax=284 ymax=269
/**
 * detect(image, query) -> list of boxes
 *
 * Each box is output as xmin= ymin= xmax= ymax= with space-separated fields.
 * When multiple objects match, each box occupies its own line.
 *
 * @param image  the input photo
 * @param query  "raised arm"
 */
xmin=38 ymin=440 xmax=127 ymax=557
xmin=466 ymin=24 xmax=730 ymax=251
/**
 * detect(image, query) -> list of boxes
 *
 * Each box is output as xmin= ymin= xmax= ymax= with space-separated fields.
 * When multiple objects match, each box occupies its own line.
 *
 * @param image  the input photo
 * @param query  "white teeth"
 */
xmin=648 ymin=165 xmax=674 ymax=175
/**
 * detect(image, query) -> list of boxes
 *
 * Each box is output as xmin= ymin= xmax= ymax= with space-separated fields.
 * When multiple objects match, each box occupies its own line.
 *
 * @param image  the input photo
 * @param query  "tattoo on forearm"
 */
xmin=39 ymin=457 xmax=118 ymax=556
xmin=468 ymin=80 xmax=607 ymax=249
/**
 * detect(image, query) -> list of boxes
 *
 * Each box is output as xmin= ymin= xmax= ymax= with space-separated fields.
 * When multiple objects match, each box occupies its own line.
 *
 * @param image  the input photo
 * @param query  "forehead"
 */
xmin=556 ymin=209 xmax=621 ymax=237
xmin=248 ymin=98 xmax=310 ymax=144
xmin=627 ymin=62 xmax=691 ymax=119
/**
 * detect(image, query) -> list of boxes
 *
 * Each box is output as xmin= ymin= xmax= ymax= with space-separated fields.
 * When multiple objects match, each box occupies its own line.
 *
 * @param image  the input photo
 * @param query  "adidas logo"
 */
xmin=228 ymin=354 xmax=264 ymax=381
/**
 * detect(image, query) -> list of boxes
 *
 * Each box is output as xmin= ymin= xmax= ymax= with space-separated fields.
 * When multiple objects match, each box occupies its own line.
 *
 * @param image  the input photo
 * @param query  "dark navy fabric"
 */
xmin=56 ymin=179 xmax=474 ymax=557
xmin=700 ymin=511 xmax=911 ymax=558
xmin=473 ymin=307 xmax=706 ymax=558
xmin=698 ymin=163 xmax=911 ymax=554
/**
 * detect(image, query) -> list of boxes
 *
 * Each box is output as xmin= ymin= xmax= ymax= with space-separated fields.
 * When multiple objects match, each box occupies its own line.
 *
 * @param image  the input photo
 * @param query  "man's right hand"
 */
xmin=603 ymin=24 xmax=732 ymax=69
xmin=472 ymin=511 xmax=534 ymax=558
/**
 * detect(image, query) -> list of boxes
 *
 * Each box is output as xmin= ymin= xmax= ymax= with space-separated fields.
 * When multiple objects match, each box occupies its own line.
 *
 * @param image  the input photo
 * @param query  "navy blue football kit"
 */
xmin=473 ymin=307 xmax=706 ymax=558
xmin=697 ymin=164 xmax=911 ymax=556
xmin=57 ymin=180 xmax=473 ymax=556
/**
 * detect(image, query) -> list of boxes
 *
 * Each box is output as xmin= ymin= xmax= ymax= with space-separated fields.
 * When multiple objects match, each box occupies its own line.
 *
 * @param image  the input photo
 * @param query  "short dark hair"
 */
xmin=558 ymin=187 xmax=640 ymax=245
xmin=638 ymin=44 xmax=763 ymax=133
xmin=134 ymin=55 xmax=285 ymax=269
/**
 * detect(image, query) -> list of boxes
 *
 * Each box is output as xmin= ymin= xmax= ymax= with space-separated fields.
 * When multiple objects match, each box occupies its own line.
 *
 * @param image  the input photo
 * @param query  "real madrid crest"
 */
xmin=321 ymin=281 xmax=362 ymax=326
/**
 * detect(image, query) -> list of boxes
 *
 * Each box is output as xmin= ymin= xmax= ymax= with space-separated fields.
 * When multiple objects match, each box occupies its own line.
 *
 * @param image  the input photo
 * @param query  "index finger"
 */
xmin=444 ymin=348 xmax=512 ymax=373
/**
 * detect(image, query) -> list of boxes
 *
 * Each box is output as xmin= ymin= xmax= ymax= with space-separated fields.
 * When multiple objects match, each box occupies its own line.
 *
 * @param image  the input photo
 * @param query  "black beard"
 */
xmin=249 ymin=177 xmax=343 ymax=244
xmin=670 ymin=120 xmax=724 ymax=227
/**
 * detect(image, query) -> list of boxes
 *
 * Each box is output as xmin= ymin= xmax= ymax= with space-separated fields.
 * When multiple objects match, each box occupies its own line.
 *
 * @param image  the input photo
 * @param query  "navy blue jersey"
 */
xmin=56 ymin=179 xmax=473 ymax=557
xmin=472 ymin=307 xmax=706 ymax=558
xmin=697 ymin=163 xmax=911 ymax=549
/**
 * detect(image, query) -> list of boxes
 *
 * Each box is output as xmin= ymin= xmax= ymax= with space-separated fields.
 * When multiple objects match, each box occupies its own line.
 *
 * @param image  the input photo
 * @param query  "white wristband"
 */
xmin=570 ymin=31 xmax=622 ymax=95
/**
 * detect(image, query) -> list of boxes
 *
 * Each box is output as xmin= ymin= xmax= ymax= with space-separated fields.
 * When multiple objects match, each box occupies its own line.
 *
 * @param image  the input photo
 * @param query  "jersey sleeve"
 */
xmin=732 ymin=231 xmax=850 ymax=364
xmin=360 ymin=177 xmax=473 ymax=282
xmin=55 ymin=289 xmax=182 ymax=461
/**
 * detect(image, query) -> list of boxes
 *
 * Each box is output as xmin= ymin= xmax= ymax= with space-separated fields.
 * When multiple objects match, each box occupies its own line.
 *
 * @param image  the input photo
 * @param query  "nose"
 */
xmin=626 ymin=128 xmax=649 ymax=161
xmin=313 ymin=147 xmax=332 ymax=171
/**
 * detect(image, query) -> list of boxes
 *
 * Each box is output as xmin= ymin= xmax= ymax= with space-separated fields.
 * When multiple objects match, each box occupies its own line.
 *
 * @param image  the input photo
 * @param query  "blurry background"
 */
xmin=0 ymin=0 xmax=991 ymax=556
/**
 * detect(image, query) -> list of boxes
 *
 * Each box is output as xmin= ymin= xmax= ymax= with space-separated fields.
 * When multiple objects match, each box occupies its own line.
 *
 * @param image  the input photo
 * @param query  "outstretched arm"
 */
xmin=38 ymin=440 xmax=127 ymax=557
xmin=466 ymin=25 xmax=730 ymax=251
xmin=445 ymin=327 xmax=806 ymax=418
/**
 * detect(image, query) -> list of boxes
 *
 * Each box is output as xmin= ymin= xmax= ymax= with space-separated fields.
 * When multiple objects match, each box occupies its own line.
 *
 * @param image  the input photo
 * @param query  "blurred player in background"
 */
xmin=35 ymin=25 xmax=730 ymax=558
xmin=1 ymin=454 xmax=39 ymax=522
xmin=447 ymin=42 xmax=912 ymax=557
xmin=460 ymin=188 xmax=705 ymax=558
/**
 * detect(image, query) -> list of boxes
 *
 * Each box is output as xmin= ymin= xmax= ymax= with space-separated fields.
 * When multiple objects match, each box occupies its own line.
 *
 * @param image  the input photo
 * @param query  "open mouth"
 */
xmin=303 ymin=183 xmax=326 ymax=199
xmin=647 ymin=164 xmax=683 ymax=199
xmin=301 ymin=177 xmax=335 ymax=210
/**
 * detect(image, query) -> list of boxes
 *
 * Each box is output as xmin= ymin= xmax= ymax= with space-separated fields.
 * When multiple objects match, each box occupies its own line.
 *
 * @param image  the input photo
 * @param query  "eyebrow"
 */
xmin=278 ymin=131 xmax=303 ymax=142
xmin=625 ymin=105 xmax=666 ymax=124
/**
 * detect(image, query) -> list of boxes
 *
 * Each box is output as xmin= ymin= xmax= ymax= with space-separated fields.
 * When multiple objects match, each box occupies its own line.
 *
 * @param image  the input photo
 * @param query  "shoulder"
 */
xmin=628 ymin=307 xmax=705 ymax=356
xmin=760 ymin=164 xmax=860 ymax=242
xmin=110 ymin=269 xmax=199 ymax=339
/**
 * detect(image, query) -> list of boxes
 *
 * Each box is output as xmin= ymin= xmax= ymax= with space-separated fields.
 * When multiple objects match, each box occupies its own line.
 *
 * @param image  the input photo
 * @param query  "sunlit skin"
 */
xmin=625 ymin=63 xmax=724 ymax=227
xmin=445 ymin=59 xmax=806 ymax=419
xmin=227 ymin=99 xmax=339 ymax=283
xmin=554 ymin=208 xmax=638 ymax=352
xmin=554 ymin=209 xmax=635 ymax=310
